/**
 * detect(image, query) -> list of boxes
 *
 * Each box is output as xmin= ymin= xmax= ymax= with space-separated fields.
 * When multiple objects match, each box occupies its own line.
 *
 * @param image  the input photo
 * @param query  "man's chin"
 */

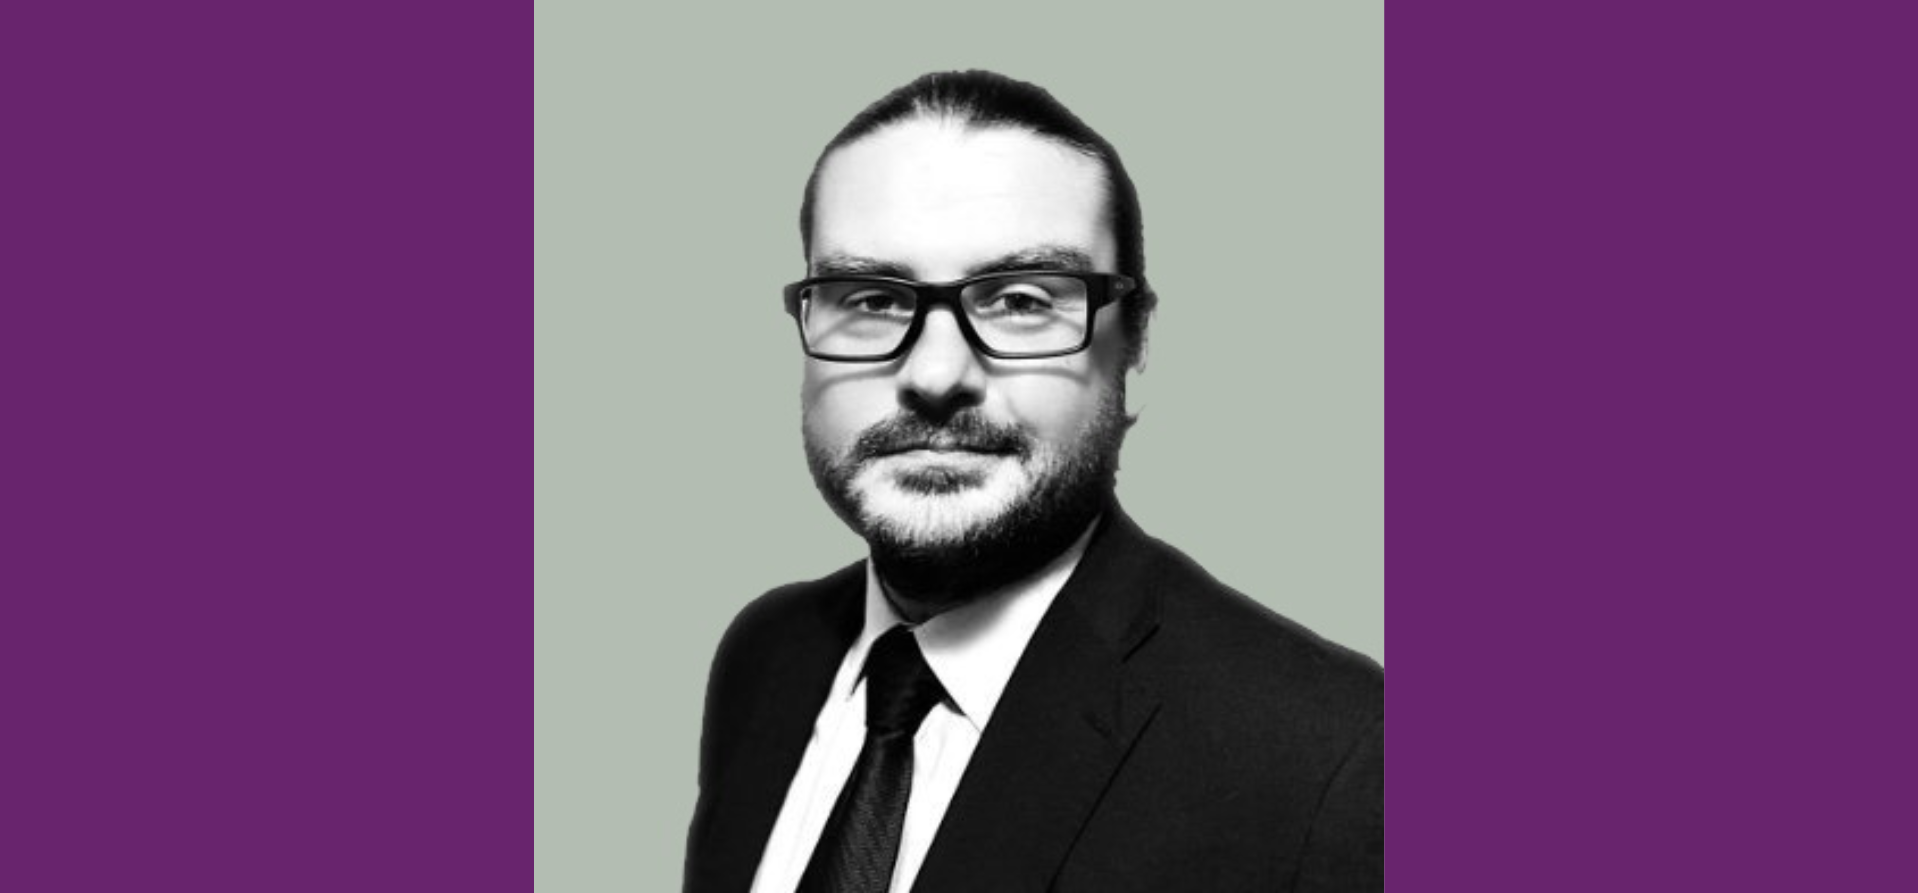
xmin=852 ymin=477 xmax=1020 ymax=551
xmin=890 ymin=465 xmax=988 ymax=496
xmin=866 ymin=450 xmax=1012 ymax=493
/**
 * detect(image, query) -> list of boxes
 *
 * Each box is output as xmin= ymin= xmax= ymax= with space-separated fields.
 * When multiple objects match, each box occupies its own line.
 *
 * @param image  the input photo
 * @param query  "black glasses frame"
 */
xmin=782 ymin=271 xmax=1139 ymax=362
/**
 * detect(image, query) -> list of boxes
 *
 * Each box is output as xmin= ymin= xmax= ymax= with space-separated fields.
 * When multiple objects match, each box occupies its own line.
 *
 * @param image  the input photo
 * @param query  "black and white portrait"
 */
xmin=537 ymin=7 xmax=1382 ymax=891
xmin=680 ymin=70 xmax=1380 ymax=893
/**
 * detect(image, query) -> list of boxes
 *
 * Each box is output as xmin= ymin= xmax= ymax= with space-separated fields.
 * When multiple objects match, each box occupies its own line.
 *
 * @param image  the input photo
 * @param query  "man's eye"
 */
xmin=983 ymin=288 xmax=1056 ymax=315
xmin=839 ymin=290 xmax=909 ymax=314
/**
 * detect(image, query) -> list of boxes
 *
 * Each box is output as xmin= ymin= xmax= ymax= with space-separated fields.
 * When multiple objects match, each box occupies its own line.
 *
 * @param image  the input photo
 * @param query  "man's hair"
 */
xmin=799 ymin=70 xmax=1156 ymax=368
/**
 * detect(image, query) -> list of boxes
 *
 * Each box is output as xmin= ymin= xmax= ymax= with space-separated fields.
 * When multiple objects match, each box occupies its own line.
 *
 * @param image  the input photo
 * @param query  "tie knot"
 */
xmin=863 ymin=626 xmax=946 ymax=736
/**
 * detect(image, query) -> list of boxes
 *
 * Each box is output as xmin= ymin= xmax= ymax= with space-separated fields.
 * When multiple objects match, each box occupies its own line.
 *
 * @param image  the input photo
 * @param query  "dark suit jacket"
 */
xmin=686 ymin=507 xmax=1383 ymax=892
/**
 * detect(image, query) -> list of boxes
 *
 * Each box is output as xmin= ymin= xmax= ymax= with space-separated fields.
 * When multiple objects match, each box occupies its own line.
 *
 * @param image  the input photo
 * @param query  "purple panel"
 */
xmin=4 ymin=2 xmax=529 ymax=890
xmin=1389 ymin=1 xmax=1916 ymax=889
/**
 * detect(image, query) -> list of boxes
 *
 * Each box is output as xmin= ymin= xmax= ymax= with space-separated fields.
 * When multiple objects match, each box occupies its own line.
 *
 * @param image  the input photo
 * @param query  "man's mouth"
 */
xmin=876 ymin=435 xmax=1016 ymax=457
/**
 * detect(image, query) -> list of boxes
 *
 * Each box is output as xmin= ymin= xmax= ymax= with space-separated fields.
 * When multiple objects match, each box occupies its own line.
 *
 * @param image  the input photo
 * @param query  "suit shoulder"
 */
xmin=714 ymin=560 xmax=864 ymax=659
xmin=700 ymin=560 xmax=863 ymax=724
xmin=1138 ymin=534 xmax=1382 ymax=721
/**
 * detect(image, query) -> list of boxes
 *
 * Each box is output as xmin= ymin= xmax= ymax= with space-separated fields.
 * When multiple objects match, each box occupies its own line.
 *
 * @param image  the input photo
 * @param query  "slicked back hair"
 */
xmin=799 ymin=70 xmax=1156 ymax=368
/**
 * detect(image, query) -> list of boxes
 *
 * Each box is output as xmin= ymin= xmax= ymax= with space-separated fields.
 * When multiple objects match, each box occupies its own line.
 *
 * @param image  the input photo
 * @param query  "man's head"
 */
xmin=800 ymin=71 xmax=1154 ymax=366
xmin=794 ymin=71 xmax=1153 ymax=609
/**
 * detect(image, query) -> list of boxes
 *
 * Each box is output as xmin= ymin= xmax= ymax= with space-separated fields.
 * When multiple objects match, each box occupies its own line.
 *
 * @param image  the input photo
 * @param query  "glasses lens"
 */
xmin=799 ymin=281 xmax=919 ymax=358
xmin=961 ymin=274 xmax=1091 ymax=355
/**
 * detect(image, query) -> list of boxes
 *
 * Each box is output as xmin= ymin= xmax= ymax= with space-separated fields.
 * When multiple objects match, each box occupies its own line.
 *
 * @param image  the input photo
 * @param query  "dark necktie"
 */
xmin=797 ymin=625 xmax=948 ymax=893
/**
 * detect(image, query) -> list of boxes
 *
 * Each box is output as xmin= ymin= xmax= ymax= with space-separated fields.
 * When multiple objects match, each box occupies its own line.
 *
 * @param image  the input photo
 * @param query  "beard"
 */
xmin=804 ymin=390 xmax=1131 ymax=612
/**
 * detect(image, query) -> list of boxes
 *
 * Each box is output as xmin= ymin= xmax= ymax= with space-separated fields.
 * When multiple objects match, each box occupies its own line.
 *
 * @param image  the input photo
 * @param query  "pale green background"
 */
xmin=537 ymin=1 xmax=1380 ymax=889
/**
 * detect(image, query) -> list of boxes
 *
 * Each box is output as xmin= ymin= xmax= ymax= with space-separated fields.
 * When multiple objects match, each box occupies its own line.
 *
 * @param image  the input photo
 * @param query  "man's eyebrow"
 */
xmin=964 ymin=246 xmax=1098 ymax=277
xmin=809 ymin=246 xmax=1098 ymax=281
xmin=809 ymin=254 xmax=914 ymax=279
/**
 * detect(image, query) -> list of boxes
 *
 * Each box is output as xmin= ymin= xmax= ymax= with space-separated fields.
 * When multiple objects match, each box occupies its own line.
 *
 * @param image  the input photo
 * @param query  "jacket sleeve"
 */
xmin=684 ymin=615 xmax=745 ymax=892
xmin=1291 ymin=714 xmax=1383 ymax=892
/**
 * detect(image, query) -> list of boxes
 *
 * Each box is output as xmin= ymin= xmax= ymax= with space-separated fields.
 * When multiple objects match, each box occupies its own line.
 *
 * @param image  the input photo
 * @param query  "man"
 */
xmin=686 ymin=71 xmax=1382 ymax=893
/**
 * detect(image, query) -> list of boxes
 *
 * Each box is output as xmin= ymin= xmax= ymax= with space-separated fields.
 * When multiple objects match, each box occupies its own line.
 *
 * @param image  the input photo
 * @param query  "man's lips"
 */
xmin=872 ymin=431 xmax=1020 ymax=457
xmin=874 ymin=440 xmax=1015 ymax=458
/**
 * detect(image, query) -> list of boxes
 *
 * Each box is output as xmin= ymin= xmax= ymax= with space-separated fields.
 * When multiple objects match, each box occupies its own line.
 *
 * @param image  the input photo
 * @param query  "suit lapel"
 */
xmin=910 ymin=508 xmax=1165 ymax=893
xmin=695 ymin=566 xmax=864 ymax=893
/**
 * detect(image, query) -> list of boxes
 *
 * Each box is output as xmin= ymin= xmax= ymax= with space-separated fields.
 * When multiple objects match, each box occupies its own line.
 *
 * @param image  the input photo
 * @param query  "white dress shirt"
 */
xmin=748 ymin=524 xmax=1097 ymax=893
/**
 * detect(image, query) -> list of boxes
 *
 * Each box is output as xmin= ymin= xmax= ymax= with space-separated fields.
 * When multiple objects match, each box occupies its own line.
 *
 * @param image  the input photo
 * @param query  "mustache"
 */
xmin=850 ymin=411 xmax=1032 ymax=463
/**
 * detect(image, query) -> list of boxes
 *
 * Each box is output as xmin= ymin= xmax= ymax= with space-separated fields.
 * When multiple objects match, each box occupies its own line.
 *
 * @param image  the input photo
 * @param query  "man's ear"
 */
xmin=1123 ymin=309 xmax=1153 ymax=418
xmin=1123 ymin=349 xmax=1149 ymax=422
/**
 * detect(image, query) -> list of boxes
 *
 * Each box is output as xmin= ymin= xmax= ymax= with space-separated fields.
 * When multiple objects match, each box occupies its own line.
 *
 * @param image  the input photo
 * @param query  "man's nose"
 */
xmin=896 ymin=307 xmax=986 ymax=417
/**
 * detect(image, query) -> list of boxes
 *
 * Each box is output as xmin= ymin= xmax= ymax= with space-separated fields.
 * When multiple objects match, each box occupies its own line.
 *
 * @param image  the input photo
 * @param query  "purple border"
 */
xmin=6 ymin=2 xmax=529 ymax=889
xmin=1389 ymin=1 xmax=1915 ymax=889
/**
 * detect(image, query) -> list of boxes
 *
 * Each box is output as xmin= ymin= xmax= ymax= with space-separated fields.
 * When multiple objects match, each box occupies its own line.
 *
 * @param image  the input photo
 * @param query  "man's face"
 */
xmin=802 ymin=119 xmax=1132 ymax=589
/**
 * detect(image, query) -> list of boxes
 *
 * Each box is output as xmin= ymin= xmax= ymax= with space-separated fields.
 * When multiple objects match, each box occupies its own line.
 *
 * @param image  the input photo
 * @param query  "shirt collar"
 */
xmin=839 ymin=519 xmax=1100 ymax=733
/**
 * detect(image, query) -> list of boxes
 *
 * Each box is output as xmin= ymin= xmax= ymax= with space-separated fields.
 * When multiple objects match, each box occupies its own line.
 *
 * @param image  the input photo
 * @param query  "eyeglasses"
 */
xmin=782 ymin=271 xmax=1138 ymax=362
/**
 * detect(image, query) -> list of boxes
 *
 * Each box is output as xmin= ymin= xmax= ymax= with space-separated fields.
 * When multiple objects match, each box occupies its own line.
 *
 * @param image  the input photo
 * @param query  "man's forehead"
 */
xmin=809 ymin=120 xmax=1116 ymax=277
